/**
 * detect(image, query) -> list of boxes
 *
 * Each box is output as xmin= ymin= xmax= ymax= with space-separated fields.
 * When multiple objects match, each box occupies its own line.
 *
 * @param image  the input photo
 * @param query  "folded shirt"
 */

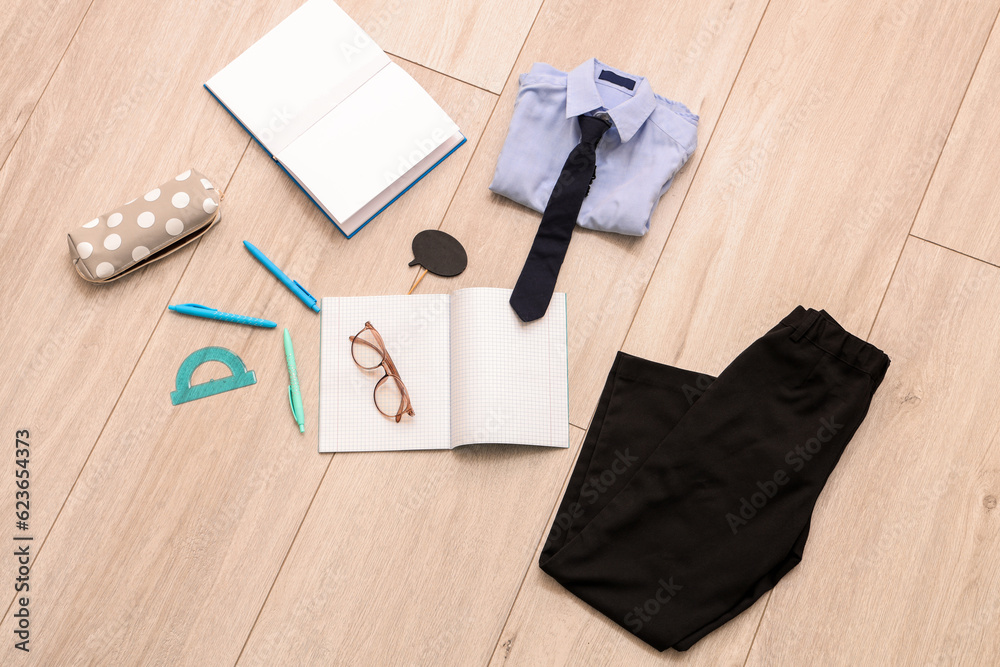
xmin=489 ymin=58 xmax=698 ymax=236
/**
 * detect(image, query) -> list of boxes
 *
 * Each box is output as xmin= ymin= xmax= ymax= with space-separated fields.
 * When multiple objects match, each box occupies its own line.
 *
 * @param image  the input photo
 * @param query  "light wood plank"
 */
xmin=238 ymin=2 xmax=770 ymax=664
xmin=745 ymin=238 xmax=1000 ymax=666
xmin=0 ymin=0 xmax=310 ymax=597
xmin=338 ymin=0 xmax=543 ymax=93
xmin=624 ymin=0 xmax=998 ymax=371
xmin=4 ymin=0 xmax=997 ymax=663
xmin=495 ymin=0 xmax=1000 ymax=662
xmin=0 ymin=0 xmax=91 ymax=163
xmin=0 ymin=59 xmax=495 ymax=666
xmin=912 ymin=17 xmax=1000 ymax=265
xmin=431 ymin=0 xmax=771 ymax=428
xmin=240 ymin=427 xmax=586 ymax=666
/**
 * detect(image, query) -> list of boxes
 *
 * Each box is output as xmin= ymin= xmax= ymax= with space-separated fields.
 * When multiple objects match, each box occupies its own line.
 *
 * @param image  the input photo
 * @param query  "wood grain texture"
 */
xmin=0 ymin=0 xmax=303 ymax=600
xmin=430 ymin=0 xmax=771 ymax=428
xmin=4 ymin=0 xmax=999 ymax=663
xmin=337 ymin=0 xmax=543 ymax=93
xmin=623 ymin=0 xmax=998 ymax=366
xmin=0 ymin=59 xmax=494 ymax=666
xmin=240 ymin=427 xmax=586 ymax=666
xmin=912 ymin=18 xmax=1000 ymax=265
xmin=493 ymin=0 xmax=1000 ymax=662
xmin=745 ymin=238 xmax=1000 ymax=666
xmin=0 ymin=0 xmax=92 ymax=164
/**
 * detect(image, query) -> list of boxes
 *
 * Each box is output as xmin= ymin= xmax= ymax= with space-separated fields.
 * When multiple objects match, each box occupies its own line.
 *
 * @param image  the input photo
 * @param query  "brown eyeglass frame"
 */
xmin=349 ymin=321 xmax=415 ymax=422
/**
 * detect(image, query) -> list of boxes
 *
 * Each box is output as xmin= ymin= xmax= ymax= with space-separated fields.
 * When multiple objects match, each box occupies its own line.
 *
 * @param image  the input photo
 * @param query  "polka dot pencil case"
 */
xmin=67 ymin=168 xmax=221 ymax=283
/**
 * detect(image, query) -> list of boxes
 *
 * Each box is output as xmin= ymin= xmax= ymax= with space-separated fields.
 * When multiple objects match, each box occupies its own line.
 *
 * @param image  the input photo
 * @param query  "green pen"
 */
xmin=284 ymin=328 xmax=305 ymax=433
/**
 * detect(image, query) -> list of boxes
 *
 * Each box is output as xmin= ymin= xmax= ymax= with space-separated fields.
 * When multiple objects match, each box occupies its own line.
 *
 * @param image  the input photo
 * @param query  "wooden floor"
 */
xmin=3 ymin=0 xmax=999 ymax=664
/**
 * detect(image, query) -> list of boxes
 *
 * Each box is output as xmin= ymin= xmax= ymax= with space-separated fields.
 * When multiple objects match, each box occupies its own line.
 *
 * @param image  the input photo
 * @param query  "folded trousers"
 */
xmin=540 ymin=307 xmax=890 ymax=651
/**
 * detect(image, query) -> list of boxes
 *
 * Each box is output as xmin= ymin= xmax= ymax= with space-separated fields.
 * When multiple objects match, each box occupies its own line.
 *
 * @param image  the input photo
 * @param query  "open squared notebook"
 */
xmin=319 ymin=288 xmax=569 ymax=452
xmin=204 ymin=0 xmax=465 ymax=238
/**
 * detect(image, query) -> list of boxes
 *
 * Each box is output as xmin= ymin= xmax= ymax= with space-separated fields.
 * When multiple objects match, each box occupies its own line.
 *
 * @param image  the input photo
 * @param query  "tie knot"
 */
xmin=578 ymin=114 xmax=611 ymax=144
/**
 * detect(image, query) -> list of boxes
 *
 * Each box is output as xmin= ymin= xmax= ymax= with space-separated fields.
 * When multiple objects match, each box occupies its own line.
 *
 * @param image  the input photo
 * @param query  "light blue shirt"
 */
xmin=489 ymin=59 xmax=698 ymax=236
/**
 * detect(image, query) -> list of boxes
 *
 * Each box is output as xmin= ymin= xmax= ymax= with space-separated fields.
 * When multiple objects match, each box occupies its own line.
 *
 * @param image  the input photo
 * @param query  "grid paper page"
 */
xmin=319 ymin=294 xmax=450 ymax=452
xmin=449 ymin=288 xmax=569 ymax=448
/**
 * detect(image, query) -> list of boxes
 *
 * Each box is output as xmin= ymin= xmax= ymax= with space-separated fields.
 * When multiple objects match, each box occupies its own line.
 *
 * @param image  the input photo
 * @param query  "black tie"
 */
xmin=509 ymin=114 xmax=611 ymax=322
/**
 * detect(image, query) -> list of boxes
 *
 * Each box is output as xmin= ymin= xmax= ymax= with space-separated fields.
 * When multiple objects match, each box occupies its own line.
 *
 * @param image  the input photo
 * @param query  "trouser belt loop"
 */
xmin=790 ymin=309 xmax=820 ymax=343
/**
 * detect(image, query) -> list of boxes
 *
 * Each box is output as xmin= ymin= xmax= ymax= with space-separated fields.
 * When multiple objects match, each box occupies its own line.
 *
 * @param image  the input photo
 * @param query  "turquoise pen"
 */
xmin=243 ymin=240 xmax=320 ymax=312
xmin=284 ymin=328 xmax=305 ymax=433
xmin=168 ymin=303 xmax=277 ymax=328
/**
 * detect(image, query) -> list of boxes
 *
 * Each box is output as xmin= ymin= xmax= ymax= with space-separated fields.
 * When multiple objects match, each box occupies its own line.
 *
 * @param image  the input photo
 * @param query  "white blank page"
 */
xmin=319 ymin=294 xmax=451 ymax=452
xmin=449 ymin=288 xmax=569 ymax=448
xmin=205 ymin=0 xmax=390 ymax=154
xmin=277 ymin=62 xmax=460 ymax=224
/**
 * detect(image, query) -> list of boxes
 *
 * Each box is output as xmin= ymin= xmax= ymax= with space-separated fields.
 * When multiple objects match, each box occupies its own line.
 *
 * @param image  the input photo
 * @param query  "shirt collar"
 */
xmin=565 ymin=58 xmax=657 ymax=143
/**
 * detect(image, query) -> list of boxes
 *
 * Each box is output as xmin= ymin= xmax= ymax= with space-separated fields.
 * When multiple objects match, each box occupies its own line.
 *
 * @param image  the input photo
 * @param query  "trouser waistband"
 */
xmin=781 ymin=306 xmax=890 ymax=388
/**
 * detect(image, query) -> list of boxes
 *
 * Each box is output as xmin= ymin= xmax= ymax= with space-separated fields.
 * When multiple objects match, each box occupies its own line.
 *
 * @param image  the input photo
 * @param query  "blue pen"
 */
xmin=168 ymin=303 xmax=277 ymax=328
xmin=243 ymin=240 xmax=320 ymax=312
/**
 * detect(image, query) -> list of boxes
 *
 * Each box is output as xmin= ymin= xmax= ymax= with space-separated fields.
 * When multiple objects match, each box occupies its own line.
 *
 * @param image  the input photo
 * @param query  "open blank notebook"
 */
xmin=319 ymin=288 xmax=569 ymax=452
xmin=204 ymin=0 xmax=464 ymax=238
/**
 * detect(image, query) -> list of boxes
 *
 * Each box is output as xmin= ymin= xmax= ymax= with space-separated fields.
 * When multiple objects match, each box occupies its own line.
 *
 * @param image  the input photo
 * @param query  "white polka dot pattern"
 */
xmin=165 ymin=218 xmax=184 ymax=236
xmin=71 ymin=168 xmax=219 ymax=282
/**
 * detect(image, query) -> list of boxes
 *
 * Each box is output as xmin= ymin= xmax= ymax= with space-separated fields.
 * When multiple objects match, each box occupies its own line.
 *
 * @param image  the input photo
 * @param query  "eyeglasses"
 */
xmin=349 ymin=321 xmax=414 ymax=422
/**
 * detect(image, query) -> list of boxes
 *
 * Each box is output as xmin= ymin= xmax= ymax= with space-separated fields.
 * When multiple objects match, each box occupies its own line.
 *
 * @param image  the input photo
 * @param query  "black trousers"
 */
xmin=540 ymin=307 xmax=889 ymax=651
